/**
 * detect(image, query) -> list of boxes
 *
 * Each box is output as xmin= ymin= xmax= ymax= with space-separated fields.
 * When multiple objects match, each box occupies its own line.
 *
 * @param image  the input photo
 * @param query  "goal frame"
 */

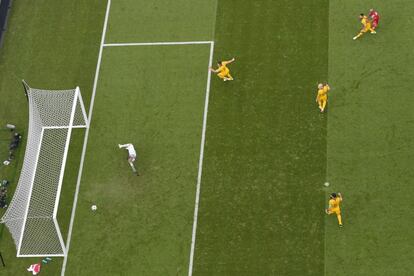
xmin=1 ymin=81 xmax=88 ymax=257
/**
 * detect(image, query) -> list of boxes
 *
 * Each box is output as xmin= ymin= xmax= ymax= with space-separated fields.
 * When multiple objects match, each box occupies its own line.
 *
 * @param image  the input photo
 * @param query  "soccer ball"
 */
xmin=324 ymin=182 xmax=330 ymax=187
xmin=91 ymin=205 xmax=97 ymax=211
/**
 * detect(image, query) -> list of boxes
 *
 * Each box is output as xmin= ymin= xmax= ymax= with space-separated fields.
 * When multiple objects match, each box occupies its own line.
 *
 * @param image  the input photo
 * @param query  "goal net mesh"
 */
xmin=0 ymin=82 xmax=88 ymax=257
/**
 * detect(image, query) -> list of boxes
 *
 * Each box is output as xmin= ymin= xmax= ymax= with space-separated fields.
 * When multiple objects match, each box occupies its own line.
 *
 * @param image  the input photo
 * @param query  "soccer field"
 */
xmin=0 ymin=0 xmax=413 ymax=275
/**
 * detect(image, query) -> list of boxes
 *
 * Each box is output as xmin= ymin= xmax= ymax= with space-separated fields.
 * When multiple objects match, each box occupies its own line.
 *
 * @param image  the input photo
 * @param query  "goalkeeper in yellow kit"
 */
xmin=210 ymin=58 xmax=235 ymax=81
xmin=326 ymin=192 xmax=343 ymax=227
xmin=353 ymin=13 xmax=376 ymax=40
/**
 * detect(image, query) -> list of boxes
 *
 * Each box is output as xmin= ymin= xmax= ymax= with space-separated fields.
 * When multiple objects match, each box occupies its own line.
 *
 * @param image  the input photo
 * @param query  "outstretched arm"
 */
xmin=119 ymin=143 xmax=132 ymax=149
xmin=223 ymin=57 xmax=235 ymax=65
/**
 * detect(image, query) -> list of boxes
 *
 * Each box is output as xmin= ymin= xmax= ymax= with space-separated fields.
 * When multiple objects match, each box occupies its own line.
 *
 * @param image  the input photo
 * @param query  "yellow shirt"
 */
xmin=329 ymin=197 xmax=342 ymax=209
xmin=217 ymin=61 xmax=230 ymax=75
xmin=217 ymin=64 xmax=229 ymax=75
xmin=361 ymin=16 xmax=371 ymax=28
xmin=317 ymin=88 xmax=327 ymax=100
xmin=317 ymin=89 xmax=325 ymax=99
xmin=317 ymin=84 xmax=330 ymax=100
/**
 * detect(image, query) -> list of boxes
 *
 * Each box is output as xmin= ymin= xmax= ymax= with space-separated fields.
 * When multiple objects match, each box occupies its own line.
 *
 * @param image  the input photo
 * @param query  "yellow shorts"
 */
xmin=362 ymin=25 xmax=373 ymax=33
xmin=218 ymin=69 xmax=231 ymax=78
xmin=218 ymin=73 xmax=231 ymax=79
xmin=328 ymin=208 xmax=340 ymax=215
xmin=318 ymin=96 xmax=327 ymax=102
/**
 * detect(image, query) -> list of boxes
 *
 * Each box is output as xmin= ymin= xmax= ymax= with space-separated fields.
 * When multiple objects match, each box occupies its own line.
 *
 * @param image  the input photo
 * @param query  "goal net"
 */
xmin=0 ymin=81 xmax=88 ymax=257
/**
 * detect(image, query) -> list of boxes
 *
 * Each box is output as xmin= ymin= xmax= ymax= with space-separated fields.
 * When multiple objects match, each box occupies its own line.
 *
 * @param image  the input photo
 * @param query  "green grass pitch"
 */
xmin=0 ymin=0 xmax=413 ymax=275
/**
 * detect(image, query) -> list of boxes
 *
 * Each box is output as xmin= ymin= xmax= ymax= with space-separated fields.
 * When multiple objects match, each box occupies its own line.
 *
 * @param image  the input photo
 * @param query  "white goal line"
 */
xmin=103 ymin=41 xmax=213 ymax=47
xmin=61 ymin=0 xmax=111 ymax=274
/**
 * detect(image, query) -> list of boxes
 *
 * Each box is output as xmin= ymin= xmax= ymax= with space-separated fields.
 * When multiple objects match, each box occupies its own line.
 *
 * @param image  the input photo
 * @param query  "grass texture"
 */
xmin=0 ymin=0 xmax=413 ymax=275
xmin=193 ymin=0 xmax=328 ymax=275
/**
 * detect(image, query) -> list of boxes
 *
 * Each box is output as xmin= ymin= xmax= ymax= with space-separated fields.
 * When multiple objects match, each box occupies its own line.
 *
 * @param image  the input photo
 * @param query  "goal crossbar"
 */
xmin=0 ymin=81 xmax=88 ymax=257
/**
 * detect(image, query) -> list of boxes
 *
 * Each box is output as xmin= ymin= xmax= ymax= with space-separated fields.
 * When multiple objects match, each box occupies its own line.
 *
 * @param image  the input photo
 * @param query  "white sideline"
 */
xmin=187 ymin=41 xmax=214 ymax=276
xmin=61 ymin=0 xmax=112 ymax=275
xmin=104 ymin=41 xmax=213 ymax=47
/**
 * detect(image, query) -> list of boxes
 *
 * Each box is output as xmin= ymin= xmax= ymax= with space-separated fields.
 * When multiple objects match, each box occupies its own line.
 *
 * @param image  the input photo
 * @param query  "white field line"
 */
xmin=188 ymin=41 xmax=214 ymax=276
xmin=103 ymin=41 xmax=213 ymax=47
xmin=325 ymin=0 xmax=331 ymax=274
xmin=61 ymin=0 xmax=111 ymax=275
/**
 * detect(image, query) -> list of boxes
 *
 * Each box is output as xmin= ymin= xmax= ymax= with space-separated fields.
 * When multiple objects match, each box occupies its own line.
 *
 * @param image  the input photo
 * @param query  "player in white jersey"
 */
xmin=118 ymin=143 xmax=139 ymax=175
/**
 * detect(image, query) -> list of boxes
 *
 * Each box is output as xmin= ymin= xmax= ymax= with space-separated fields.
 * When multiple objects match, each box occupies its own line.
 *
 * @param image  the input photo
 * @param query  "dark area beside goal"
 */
xmin=0 ymin=0 xmax=12 ymax=48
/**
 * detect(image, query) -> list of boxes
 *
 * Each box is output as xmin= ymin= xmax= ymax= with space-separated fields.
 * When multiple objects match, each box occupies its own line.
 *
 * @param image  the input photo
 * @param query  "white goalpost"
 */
xmin=0 ymin=81 xmax=88 ymax=257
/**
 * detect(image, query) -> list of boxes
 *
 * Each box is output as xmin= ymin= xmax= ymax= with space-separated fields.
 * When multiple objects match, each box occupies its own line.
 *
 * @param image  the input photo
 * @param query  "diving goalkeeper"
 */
xmin=118 ymin=143 xmax=139 ymax=175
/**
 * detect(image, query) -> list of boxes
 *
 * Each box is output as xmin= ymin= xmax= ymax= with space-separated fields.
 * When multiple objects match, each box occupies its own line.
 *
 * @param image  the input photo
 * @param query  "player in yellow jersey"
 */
xmin=326 ymin=192 xmax=343 ymax=227
xmin=315 ymin=83 xmax=330 ymax=112
xmin=210 ymin=57 xmax=235 ymax=81
xmin=353 ymin=13 xmax=376 ymax=40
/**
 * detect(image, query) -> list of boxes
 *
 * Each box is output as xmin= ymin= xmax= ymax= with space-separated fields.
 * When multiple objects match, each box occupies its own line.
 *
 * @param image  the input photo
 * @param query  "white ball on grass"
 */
xmin=91 ymin=205 xmax=97 ymax=211
xmin=324 ymin=182 xmax=330 ymax=187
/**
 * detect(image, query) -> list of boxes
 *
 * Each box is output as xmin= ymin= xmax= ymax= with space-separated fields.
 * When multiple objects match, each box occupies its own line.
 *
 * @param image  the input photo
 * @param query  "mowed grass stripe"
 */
xmin=194 ymin=0 xmax=329 ymax=274
xmin=105 ymin=0 xmax=217 ymax=43
xmin=326 ymin=1 xmax=414 ymax=275
xmin=64 ymin=45 xmax=211 ymax=275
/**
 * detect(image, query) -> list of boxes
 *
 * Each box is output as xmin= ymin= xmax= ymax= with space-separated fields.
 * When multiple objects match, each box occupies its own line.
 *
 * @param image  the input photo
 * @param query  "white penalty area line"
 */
xmin=61 ymin=0 xmax=112 ymax=275
xmin=188 ymin=41 xmax=215 ymax=276
xmin=103 ymin=41 xmax=213 ymax=47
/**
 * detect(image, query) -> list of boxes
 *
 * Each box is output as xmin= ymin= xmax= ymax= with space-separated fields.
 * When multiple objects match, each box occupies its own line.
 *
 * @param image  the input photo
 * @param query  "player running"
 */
xmin=118 ymin=143 xmax=139 ymax=175
xmin=315 ymin=83 xmax=330 ymax=113
xmin=369 ymin=9 xmax=380 ymax=30
xmin=326 ymin=192 xmax=343 ymax=227
xmin=353 ymin=13 xmax=376 ymax=40
xmin=210 ymin=57 xmax=235 ymax=81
